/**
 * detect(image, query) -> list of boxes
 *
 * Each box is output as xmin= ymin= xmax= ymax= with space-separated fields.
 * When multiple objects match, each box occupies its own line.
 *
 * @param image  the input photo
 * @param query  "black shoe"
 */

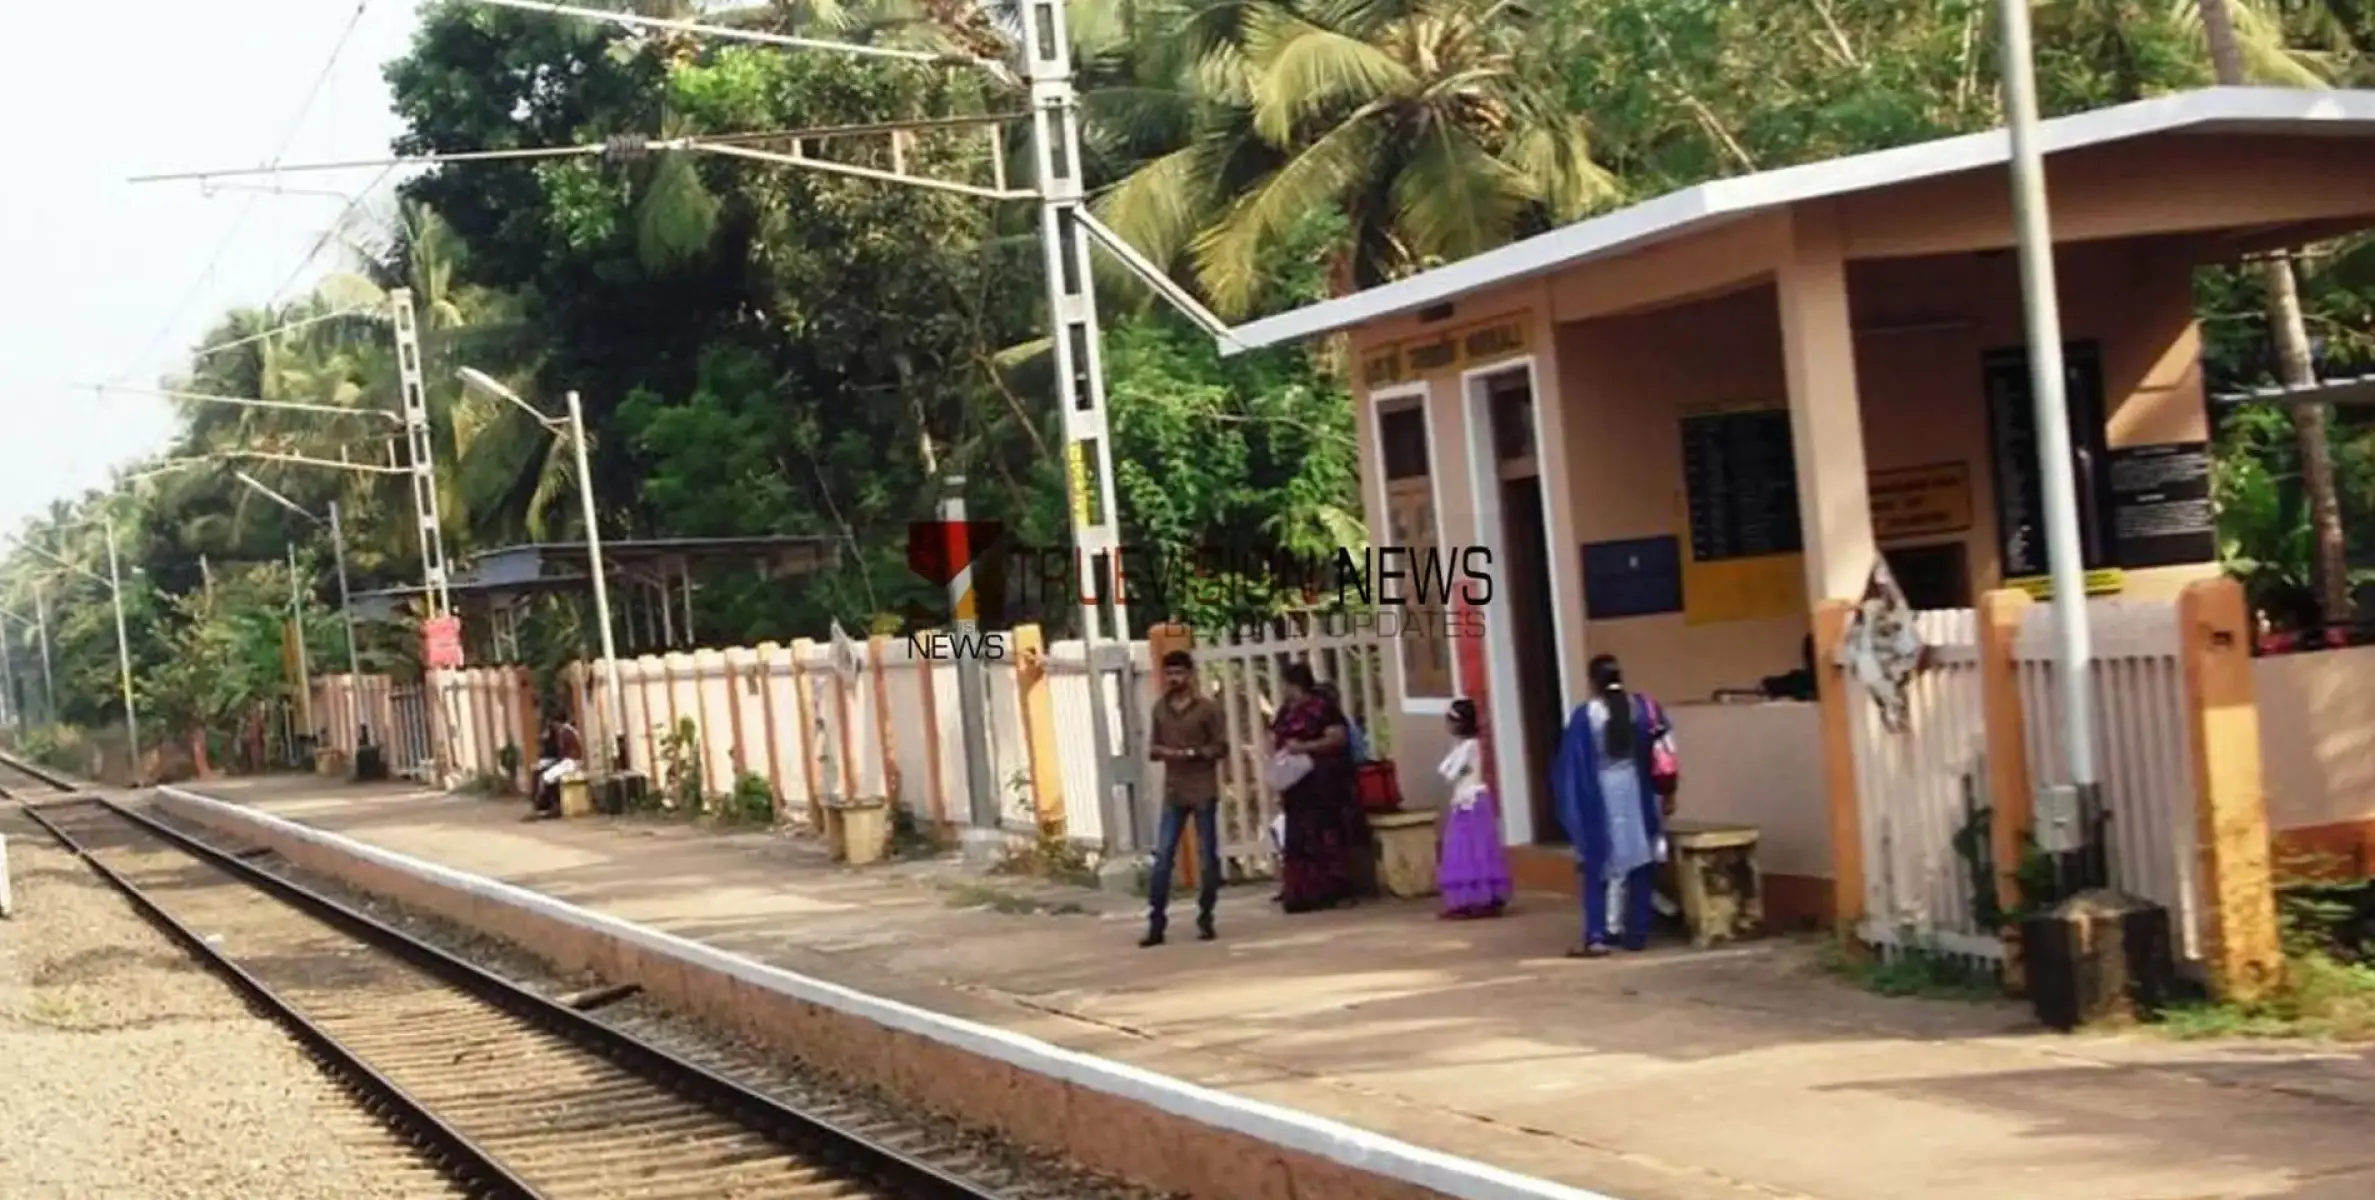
xmin=1139 ymin=927 xmax=1165 ymax=948
xmin=1196 ymin=915 xmax=1216 ymax=941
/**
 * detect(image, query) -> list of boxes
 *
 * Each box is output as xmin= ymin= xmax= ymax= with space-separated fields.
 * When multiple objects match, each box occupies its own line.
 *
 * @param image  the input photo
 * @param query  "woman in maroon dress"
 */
xmin=1271 ymin=663 xmax=1359 ymax=912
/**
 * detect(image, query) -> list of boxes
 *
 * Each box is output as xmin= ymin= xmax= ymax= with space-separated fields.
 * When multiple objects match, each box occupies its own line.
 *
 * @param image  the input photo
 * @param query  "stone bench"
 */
xmin=1665 ymin=818 xmax=1765 ymax=947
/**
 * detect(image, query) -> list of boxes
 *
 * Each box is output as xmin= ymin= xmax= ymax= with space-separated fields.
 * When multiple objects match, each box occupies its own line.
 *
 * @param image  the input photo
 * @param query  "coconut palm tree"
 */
xmin=2195 ymin=0 xmax=2354 ymax=625
xmin=1096 ymin=0 xmax=1611 ymax=318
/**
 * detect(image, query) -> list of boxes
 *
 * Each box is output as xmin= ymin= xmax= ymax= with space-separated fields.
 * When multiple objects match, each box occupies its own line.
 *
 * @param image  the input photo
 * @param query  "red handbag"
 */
xmin=1356 ymin=760 xmax=1403 ymax=814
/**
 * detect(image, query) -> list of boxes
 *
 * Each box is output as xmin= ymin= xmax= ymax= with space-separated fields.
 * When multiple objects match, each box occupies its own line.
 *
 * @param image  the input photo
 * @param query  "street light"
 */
xmin=4 ymin=519 xmax=141 ymax=785
xmin=457 ymin=367 xmax=627 ymax=771
xmin=232 ymin=471 xmax=363 ymax=685
xmin=227 ymin=472 xmax=345 ymax=761
xmin=1996 ymin=0 xmax=2101 ymax=886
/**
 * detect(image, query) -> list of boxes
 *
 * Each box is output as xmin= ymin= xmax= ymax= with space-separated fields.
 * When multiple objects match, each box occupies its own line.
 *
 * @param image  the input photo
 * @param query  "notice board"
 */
xmin=2107 ymin=441 xmax=2216 ymax=568
xmin=1982 ymin=341 xmax=2111 ymax=579
xmin=1678 ymin=403 xmax=1804 ymax=624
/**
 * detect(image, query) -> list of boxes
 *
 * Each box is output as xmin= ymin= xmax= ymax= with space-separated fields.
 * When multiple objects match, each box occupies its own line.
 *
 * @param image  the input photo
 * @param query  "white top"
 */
xmin=1437 ymin=737 xmax=1485 ymax=812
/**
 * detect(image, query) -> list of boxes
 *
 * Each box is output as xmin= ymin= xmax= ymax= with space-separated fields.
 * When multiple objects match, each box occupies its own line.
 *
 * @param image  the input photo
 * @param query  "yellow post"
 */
xmin=1012 ymin=623 xmax=1066 ymax=836
xmin=2178 ymin=577 xmax=2283 ymax=1003
xmin=1813 ymin=599 xmax=1864 ymax=942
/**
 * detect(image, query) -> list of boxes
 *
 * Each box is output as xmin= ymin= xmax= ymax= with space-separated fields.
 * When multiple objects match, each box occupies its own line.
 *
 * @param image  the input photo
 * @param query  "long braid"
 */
xmin=1589 ymin=654 xmax=1635 ymax=761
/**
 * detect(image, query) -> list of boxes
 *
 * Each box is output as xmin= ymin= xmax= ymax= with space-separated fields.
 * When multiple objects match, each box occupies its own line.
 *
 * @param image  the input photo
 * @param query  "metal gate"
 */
xmin=387 ymin=684 xmax=434 ymax=781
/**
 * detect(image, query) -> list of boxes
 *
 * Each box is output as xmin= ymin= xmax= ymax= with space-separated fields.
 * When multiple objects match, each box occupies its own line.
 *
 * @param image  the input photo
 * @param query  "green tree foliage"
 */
xmin=17 ymin=0 xmax=2375 ymax=742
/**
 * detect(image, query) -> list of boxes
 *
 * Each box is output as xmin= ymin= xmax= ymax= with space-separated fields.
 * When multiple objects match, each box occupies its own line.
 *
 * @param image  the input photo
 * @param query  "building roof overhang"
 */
xmin=1218 ymin=87 xmax=2375 ymax=356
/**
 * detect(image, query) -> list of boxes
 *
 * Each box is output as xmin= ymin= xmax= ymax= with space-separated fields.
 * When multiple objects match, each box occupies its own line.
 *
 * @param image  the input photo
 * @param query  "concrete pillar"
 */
xmin=1812 ymin=599 xmax=1864 ymax=939
xmin=1777 ymin=204 xmax=1878 ymax=603
xmin=1977 ymin=590 xmax=2038 ymax=922
xmin=2178 ymin=577 xmax=2282 ymax=1003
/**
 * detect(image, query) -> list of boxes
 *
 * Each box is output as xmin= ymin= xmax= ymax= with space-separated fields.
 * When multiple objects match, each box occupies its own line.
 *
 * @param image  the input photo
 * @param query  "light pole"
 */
xmin=452 ymin=0 xmax=1214 ymax=851
xmin=458 ymin=367 xmax=627 ymax=771
xmin=233 ymin=471 xmax=363 ymax=759
xmin=11 ymin=522 xmax=144 ymax=783
xmin=0 ymin=615 xmax=17 ymax=733
xmin=32 ymin=583 xmax=53 ymax=725
xmin=1996 ymin=0 xmax=2101 ymax=887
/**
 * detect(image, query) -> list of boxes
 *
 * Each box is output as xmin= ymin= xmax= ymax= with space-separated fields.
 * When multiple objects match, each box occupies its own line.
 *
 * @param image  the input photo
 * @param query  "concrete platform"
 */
xmin=163 ymin=776 xmax=2375 ymax=1200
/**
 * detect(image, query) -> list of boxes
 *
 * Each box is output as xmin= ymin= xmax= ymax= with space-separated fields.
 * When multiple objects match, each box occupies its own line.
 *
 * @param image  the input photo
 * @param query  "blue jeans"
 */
xmin=1581 ymin=861 xmax=1658 ymax=949
xmin=1148 ymin=802 xmax=1221 ymax=930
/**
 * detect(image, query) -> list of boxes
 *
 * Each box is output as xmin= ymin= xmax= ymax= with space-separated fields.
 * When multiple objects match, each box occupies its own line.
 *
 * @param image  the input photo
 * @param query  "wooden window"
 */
xmin=1376 ymin=398 xmax=1454 ymax=702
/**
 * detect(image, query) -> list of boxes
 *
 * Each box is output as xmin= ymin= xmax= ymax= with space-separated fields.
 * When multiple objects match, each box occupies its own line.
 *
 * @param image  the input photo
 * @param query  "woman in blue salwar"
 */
xmin=1552 ymin=654 xmax=1678 ymax=958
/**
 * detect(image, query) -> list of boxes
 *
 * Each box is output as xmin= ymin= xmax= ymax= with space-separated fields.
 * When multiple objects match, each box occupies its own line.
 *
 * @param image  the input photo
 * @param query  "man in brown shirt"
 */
xmin=1142 ymin=650 xmax=1228 ymax=946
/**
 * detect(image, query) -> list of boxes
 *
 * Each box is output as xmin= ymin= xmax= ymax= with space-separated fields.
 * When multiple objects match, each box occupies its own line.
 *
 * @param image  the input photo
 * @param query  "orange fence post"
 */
xmin=754 ymin=643 xmax=787 ymax=821
xmin=1813 ymin=599 xmax=1863 ymax=940
xmin=2178 ymin=577 xmax=2283 ymax=1003
xmin=1977 ymin=590 xmax=2036 ymax=920
xmin=789 ymin=640 xmax=822 ymax=829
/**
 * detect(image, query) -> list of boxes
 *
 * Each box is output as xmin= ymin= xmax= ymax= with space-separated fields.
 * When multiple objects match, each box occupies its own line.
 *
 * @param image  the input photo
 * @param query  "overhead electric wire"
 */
xmin=111 ymin=1 xmax=377 ymax=384
xmin=263 ymin=162 xmax=399 ymax=312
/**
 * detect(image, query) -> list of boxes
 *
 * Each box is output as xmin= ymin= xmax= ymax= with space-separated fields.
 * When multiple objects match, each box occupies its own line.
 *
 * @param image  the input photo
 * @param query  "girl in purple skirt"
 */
xmin=1437 ymin=699 xmax=1512 ymax=919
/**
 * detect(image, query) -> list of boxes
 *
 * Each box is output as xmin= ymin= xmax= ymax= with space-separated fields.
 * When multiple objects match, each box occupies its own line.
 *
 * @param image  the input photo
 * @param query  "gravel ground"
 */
xmin=143 ymin=804 xmax=1170 ymax=1200
xmin=0 ymin=807 xmax=456 ymax=1200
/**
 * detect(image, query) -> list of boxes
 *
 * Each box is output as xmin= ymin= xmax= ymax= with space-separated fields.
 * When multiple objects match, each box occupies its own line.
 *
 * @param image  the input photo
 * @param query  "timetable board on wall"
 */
xmin=1677 ymin=403 xmax=1805 ymax=625
xmin=1982 ymin=340 xmax=2112 ymax=579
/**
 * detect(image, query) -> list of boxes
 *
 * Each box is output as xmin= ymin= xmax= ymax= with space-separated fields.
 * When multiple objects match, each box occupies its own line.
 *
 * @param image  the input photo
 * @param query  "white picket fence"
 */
xmin=1842 ymin=601 xmax=2203 ymax=965
xmin=2014 ymin=603 xmax=2205 ymax=963
xmin=318 ymin=618 xmax=1384 ymax=868
xmin=1843 ymin=609 xmax=2000 ymax=960
xmin=1192 ymin=614 xmax=1391 ymax=874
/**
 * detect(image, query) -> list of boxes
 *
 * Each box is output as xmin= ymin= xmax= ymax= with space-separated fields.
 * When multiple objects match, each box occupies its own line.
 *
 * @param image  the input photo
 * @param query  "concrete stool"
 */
xmin=1369 ymin=810 xmax=1440 ymax=899
xmin=558 ymin=774 xmax=595 ymax=819
xmin=1666 ymin=819 xmax=1764 ymax=947
xmin=825 ymin=796 xmax=892 ymax=866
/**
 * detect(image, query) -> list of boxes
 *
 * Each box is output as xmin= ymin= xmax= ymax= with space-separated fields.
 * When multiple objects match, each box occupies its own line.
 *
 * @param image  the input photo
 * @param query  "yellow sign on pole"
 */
xmin=2007 ymin=568 xmax=2125 ymax=600
xmin=1064 ymin=442 xmax=1091 ymax=527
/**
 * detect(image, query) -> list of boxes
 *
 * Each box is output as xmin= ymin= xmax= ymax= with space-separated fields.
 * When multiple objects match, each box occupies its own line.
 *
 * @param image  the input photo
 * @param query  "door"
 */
xmin=1477 ymin=366 xmax=1566 ymax=843
xmin=1500 ymin=474 xmax=1565 ymax=843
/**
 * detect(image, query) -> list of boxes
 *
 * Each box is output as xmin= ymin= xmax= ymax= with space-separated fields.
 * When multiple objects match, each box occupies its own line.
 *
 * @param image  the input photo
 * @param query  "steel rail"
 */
xmin=18 ymin=781 xmax=1004 ymax=1199
xmin=17 ymin=797 xmax=532 ymax=1199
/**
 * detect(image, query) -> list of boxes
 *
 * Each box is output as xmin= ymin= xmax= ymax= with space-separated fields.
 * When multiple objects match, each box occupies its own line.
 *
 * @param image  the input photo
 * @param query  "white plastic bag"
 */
xmin=1265 ymin=750 xmax=1314 ymax=792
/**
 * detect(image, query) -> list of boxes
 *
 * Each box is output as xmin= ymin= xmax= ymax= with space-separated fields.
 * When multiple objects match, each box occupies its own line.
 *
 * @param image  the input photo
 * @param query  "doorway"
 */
xmin=1466 ymin=362 xmax=1567 ymax=846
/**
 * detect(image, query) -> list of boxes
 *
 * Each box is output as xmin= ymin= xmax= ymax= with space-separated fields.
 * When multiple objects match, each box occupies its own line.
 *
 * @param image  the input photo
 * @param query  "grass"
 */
xmin=940 ymin=882 xmax=1087 ymax=917
xmin=1817 ymin=938 xmax=2006 ymax=1002
xmin=2153 ymin=952 xmax=2375 ymax=1042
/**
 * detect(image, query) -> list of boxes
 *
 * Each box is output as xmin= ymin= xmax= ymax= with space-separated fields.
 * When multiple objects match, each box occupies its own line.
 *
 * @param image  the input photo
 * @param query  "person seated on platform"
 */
xmin=526 ymin=714 xmax=583 ymax=822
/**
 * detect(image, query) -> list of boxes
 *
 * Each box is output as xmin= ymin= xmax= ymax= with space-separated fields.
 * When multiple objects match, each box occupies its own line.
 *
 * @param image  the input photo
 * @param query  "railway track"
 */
xmin=2 ymin=758 xmax=1022 ymax=1200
